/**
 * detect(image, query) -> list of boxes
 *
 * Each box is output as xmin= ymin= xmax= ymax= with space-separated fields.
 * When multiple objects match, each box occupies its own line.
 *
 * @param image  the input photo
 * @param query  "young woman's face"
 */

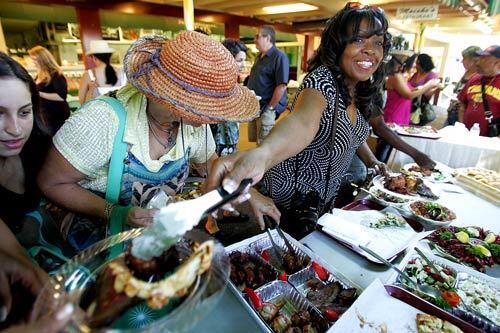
xmin=234 ymin=51 xmax=246 ymax=72
xmin=340 ymin=20 xmax=385 ymax=86
xmin=0 ymin=78 xmax=34 ymax=157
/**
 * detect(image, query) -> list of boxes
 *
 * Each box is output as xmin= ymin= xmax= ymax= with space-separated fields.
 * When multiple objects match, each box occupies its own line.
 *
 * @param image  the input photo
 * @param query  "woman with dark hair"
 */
xmin=79 ymin=40 xmax=125 ymax=104
xmin=213 ymin=38 xmax=248 ymax=156
xmin=408 ymin=53 xmax=439 ymax=125
xmin=0 ymin=52 xmax=50 ymax=234
xmin=207 ymin=3 xmax=391 ymax=237
xmin=28 ymin=46 xmax=70 ymax=136
xmin=409 ymin=53 xmax=438 ymax=96
xmin=384 ymin=51 xmax=439 ymax=125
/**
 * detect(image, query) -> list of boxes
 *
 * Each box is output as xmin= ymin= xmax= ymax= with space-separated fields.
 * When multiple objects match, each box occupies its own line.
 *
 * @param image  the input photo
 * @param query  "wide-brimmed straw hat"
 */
xmin=88 ymin=40 xmax=115 ymax=54
xmin=124 ymin=31 xmax=260 ymax=123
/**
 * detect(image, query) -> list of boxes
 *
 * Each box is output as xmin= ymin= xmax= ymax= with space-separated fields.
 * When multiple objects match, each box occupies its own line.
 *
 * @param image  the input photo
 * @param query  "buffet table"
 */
xmin=189 ymin=181 xmax=500 ymax=332
xmin=387 ymin=131 xmax=500 ymax=172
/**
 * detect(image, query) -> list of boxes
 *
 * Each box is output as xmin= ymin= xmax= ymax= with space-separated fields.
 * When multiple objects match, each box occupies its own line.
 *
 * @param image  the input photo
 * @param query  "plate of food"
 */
xmin=403 ymin=163 xmax=454 ymax=183
xmin=329 ymin=279 xmax=475 ymax=333
xmin=396 ymin=125 xmax=441 ymax=139
xmin=455 ymin=273 xmax=500 ymax=327
xmin=408 ymin=201 xmax=457 ymax=229
xmin=425 ymin=226 xmax=500 ymax=276
xmin=368 ymin=186 xmax=413 ymax=208
xmin=372 ymin=173 xmax=440 ymax=201
xmin=395 ymin=255 xmax=500 ymax=333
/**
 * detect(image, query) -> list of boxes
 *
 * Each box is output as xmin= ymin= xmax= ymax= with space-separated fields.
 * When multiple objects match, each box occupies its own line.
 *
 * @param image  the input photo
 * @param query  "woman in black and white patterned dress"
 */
xmin=208 ymin=3 xmax=391 ymax=237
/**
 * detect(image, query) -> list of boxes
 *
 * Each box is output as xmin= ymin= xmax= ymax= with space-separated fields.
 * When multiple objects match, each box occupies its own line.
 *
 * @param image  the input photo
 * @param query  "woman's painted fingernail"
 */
xmin=223 ymin=180 xmax=237 ymax=193
xmin=0 ymin=306 xmax=7 ymax=322
xmin=56 ymin=303 xmax=74 ymax=321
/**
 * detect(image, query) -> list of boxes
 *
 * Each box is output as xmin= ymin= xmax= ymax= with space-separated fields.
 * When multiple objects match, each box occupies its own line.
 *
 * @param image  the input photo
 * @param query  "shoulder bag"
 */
xmin=481 ymin=80 xmax=499 ymax=137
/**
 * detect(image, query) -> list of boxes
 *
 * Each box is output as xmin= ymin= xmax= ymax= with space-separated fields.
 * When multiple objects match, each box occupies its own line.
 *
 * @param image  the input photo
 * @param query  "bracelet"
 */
xmin=104 ymin=201 xmax=116 ymax=221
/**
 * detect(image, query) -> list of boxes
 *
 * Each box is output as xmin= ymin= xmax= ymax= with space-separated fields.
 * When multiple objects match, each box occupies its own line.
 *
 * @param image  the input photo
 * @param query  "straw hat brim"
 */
xmin=124 ymin=35 xmax=260 ymax=124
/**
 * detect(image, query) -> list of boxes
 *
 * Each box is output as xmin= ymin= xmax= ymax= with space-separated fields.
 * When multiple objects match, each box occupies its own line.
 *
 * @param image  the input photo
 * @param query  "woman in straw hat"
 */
xmin=207 ymin=3 xmax=392 ymax=238
xmin=38 ymin=31 xmax=259 ymax=253
xmin=28 ymin=46 xmax=70 ymax=136
xmin=78 ymin=40 xmax=126 ymax=104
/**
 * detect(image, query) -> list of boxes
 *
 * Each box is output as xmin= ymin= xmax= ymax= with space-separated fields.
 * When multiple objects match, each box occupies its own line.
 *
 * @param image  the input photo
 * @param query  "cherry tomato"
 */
xmin=441 ymin=291 xmax=461 ymax=307
xmin=312 ymin=262 xmax=329 ymax=281
xmin=279 ymin=272 xmax=288 ymax=281
xmin=324 ymin=308 xmax=339 ymax=321
xmin=245 ymin=287 xmax=263 ymax=310
xmin=424 ymin=266 xmax=431 ymax=273
xmin=261 ymin=250 xmax=270 ymax=262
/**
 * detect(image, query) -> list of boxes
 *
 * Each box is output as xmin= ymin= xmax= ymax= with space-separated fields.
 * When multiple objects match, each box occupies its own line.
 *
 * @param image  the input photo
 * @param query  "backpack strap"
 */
xmin=98 ymin=96 xmax=128 ymax=236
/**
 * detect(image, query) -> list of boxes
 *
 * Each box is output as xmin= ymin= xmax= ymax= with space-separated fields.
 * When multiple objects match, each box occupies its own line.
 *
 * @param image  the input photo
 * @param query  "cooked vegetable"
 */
xmin=370 ymin=213 xmax=407 ymax=228
xmin=441 ymin=291 xmax=461 ymax=307
xmin=312 ymin=262 xmax=329 ymax=281
xmin=246 ymin=287 xmax=263 ymax=310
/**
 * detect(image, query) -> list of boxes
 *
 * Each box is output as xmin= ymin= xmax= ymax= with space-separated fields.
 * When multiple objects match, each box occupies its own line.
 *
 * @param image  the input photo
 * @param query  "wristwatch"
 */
xmin=266 ymin=105 xmax=275 ymax=113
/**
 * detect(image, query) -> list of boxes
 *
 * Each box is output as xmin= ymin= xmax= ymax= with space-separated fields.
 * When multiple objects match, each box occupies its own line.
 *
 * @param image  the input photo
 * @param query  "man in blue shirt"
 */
xmin=247 ymin=25 xmax=289 ymax=144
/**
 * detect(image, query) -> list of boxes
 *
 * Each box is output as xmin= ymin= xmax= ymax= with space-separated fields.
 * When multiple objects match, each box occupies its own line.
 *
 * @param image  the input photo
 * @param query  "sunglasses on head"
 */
xmin=345 ymin=2 xmax=384 ymax=13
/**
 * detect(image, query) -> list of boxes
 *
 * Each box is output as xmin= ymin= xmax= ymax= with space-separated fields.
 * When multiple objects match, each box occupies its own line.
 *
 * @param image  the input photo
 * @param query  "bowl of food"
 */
xmin=408 ymin=201 xmax=456 ymax=229
xmin=33 ymin=229 xmax=229 ymax=332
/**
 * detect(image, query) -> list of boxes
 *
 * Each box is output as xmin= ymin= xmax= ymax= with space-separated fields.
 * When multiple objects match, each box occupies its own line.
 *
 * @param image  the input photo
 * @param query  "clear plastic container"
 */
xmin=33 ymin=229 xmax=230 ymax=332
xmin=470 ymin=123 xmax=481 ymax=136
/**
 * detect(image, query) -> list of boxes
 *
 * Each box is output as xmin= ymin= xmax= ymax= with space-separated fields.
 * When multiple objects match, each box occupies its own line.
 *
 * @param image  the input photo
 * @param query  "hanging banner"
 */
xmin=396 ymin=5 xmax=439 ymax=20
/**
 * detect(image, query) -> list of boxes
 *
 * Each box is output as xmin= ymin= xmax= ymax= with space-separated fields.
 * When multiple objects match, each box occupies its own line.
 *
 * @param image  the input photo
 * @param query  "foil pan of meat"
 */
xmin=249 ymin=233 xmax=311 ymax=278
xmin=225 ymin=243 xmax=280 ymax=333
xmin=288 ymin=266 xmax=359 ymax=323
xmin=227 ymin=248 xmax=279 ymax=291
xmin=253 ymin=281 xmax=330 ymax=333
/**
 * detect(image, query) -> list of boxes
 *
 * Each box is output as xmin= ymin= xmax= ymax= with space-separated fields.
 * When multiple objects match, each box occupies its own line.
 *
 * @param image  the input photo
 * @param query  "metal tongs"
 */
xmin=201 ymin=178 xmax=253 ymax=218
xmin=263 ymin=216 xmax=296 ymax=269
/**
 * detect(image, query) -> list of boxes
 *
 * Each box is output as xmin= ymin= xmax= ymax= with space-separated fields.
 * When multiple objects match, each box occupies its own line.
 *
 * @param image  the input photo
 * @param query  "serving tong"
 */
xmin=358 ymin=245 xmax=442 ymax=300
xmin=263 ymin=216 xmax=296 ymax=271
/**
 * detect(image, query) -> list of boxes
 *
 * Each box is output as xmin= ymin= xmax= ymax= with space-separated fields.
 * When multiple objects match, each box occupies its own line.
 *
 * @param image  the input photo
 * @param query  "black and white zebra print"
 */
xmin=261 ymin=65 xmax=370 ymax=211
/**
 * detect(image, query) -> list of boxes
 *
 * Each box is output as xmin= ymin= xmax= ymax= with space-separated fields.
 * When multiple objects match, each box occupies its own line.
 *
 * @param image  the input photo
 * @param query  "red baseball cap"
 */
xmin=475 ymin=45 xmax=500 ymax=58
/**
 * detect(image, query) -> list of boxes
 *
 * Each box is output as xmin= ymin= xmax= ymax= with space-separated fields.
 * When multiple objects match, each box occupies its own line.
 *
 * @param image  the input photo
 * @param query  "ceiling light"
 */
xmin=262 ymin=3 xmax=318 ymax=14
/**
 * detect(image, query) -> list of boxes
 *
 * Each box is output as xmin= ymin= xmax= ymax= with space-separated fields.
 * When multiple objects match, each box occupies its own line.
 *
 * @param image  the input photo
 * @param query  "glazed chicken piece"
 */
xmin=385 ymin=175 xmax=407 ymax=193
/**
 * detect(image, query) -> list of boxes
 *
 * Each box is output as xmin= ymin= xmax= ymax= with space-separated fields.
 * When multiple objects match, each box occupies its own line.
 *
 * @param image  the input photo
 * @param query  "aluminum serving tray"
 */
xmin=253 ymin=281 xmax=330 ymax=332
xmin=288 ymin=265 xmax=358 ymax=323
xmin=395 ymin=254 xmax=499 ymax=333
xmin=453 ymin=272 xmax=500 ymax=333
xmin=249 ymin=233 xmax=312 ymax=278
xmin=225 ymin=230 xmax=360 ymax=333
xmin=226 ymin=236 xmax=280 ymax=333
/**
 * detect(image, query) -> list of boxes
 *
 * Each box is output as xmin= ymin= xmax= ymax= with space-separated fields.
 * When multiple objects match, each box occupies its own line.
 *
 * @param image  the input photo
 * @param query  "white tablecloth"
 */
xmin=387 ymin=132 xmax=500 ymax=172
xmin=302 ymin=182 xmax=500 ymax=289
